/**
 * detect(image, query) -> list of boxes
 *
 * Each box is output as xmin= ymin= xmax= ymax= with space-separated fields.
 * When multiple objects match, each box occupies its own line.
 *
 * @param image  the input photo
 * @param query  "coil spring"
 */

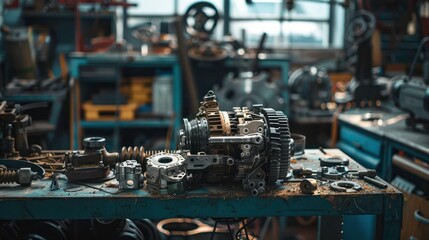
xmin=0 ymin=170 xmax=18 ymax=184
xmin=120 ymin=146 xmax=178 ymax=163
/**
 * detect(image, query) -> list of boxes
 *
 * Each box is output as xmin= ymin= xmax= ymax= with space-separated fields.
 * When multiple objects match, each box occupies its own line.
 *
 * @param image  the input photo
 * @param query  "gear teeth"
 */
xmin=261 ymin=108 xmax=291 ymax=182
xmin=276 ymin=111 xmax=291 ymax=179
xmin=228 ymin=112 xmax=238 ymax=134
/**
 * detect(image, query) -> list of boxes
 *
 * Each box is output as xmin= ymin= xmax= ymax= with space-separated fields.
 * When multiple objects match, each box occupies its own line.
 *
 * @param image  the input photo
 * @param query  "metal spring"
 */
xmin=120 ymin=147 xmax=178 ymax=162
xmin=0 ymin=170 xmax=18 ymax=184
xmin=120 ymin=146 xmax=145 ymax=162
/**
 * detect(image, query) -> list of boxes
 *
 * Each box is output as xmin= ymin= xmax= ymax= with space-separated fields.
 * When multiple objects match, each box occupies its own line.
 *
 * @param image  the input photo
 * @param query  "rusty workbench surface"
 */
xmin=0 ymin=149 xmax=402 ymax=239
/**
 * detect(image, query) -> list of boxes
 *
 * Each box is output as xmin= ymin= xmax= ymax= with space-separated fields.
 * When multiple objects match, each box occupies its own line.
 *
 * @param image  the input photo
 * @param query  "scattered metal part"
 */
xmin=319 ymin=156 xmax=350 ymax=167
xmin=292 ymin=168 xmax=314 ymax=178
xmin=146 ymin=153 xmax=187 ymax=194
xmin=0 ymin=167 xmax=37 ymax=186
xmin=50 ymin=174 xmax=60 ymax=191
xmin=319 ymin=147 xmax=327 ymax=155
xmin=64 ymin=137 xmax=119 ymax=181
xmin=321 ymin=166 xmax=349 ymax=179
xmin=300 ymin=178 xmax=318 ymax=194
xmin=349 ymin=169 xmax=377 ymax=178
xmin=362 ymin=176 xmax=388 ymax=189
xmin=330 ymin=181 xmax=362 ymax=192
xmin=293 ymin=165 xmax=350 ymax=180
xmin=115 ymin=160 xmax=143 ymax=190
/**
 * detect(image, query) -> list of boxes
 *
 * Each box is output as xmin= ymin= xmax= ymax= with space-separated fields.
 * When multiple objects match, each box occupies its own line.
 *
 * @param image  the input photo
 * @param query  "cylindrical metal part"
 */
xmin=363 ymin=176 xmax=388 ymax=189
xmin=300 ymin=178 xmax=317 ymax=194
xmin=6 ymin=28 xmax=36 ymax=79
xmin=291 ymin=134 xmax=306 ymax=156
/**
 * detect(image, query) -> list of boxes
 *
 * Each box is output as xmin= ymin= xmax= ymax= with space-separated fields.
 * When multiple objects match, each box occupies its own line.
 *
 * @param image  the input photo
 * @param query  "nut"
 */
xmin=17 ymin=168 xmax=34 ymax=186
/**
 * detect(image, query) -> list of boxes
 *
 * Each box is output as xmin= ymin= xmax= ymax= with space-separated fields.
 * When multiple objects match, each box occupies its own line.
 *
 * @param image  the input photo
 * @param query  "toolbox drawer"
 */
xmin=338 ymin=141 xmax=381 ymax=170
xmin=340 ymin=126 xmax=382 ymax=158
xmin=402 ymin=193 xmax=429 ymax=239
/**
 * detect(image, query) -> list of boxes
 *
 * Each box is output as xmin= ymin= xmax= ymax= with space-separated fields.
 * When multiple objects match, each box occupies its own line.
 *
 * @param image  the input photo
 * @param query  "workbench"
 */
xmin=0 ymin=149 xmax=403 ymax=239
xmin=337 ymin=106 xmax=429 ymax=179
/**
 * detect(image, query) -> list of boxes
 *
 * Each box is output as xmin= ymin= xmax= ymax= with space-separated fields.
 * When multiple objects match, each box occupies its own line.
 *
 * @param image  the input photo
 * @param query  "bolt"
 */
xmin=0 ymin=168 xmax=37 ymax=186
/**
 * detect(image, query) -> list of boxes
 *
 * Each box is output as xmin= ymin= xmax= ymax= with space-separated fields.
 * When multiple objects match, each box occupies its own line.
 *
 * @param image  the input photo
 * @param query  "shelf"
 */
xmin=80 ymin=119 xmax=172 ymax=129
xmin=23 ymin=11 xmax=114 ymax=19
xmin=3 ymin=89 xmax=68 ymax=102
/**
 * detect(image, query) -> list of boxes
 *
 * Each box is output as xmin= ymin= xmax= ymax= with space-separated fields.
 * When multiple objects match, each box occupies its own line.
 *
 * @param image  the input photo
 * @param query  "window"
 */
xmin=125 ymin=0 xmax=345 ymax=49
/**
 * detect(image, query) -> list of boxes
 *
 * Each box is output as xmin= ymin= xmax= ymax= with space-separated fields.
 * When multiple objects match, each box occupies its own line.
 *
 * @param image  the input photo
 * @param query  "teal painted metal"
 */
xmin=337 ymin=141 xmax=381 ymax=170
xmin=0 ymin=189 xmax=387 ymax=219
xmin=337 ymin=107 xmax=429 ymax=181
xmin=340 ymin=126 xmax=383 ymax=158
xmin=385 ymin=140 xmax=429 ymax=180
xmin=80 ymin=119 xmax=172 ymax=129
xmin=69 ymin=54 xmax=182 ymax=150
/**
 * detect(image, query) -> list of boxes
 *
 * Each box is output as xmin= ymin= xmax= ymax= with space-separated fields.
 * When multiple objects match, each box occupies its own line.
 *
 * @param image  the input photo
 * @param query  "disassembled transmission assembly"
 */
xmin=147 ymin=90 xmax=292 ymax=195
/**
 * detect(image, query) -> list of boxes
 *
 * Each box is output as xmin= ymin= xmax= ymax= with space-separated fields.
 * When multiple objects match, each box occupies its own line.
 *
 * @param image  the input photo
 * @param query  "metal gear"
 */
xmin=262 ymin=108 xmax=282 ymax=183
xmin=276 ymin=111 xmax=291 ymax=179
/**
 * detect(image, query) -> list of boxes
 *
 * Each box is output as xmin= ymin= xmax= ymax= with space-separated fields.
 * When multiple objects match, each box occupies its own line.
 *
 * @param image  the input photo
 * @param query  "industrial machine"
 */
xmin=0 ymin=101 xmax=36 ymax=158
xmin=392 ymin=36 xmax=429 ymax=129
xmin=338 ymin=10 xmax=387 ymax=105
xmin=289 ymin=65 xmax=332 ymax=117
xmin=215 ymin=33 xmax=285 ymax=111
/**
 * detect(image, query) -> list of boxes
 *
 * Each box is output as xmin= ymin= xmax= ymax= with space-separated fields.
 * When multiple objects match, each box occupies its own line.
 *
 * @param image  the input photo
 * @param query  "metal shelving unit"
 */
xmin=69 ymin=53 xmax=182 ymax=151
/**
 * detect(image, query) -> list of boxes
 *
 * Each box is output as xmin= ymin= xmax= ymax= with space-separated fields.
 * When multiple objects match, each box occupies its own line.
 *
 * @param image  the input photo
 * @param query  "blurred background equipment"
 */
xmin=337 ymin=9 xmax=386 ymax=105
xmin=392 ymin=36 xmax=429 ymax=129
xmin=289 ymin=65 xmax=332 ymax=117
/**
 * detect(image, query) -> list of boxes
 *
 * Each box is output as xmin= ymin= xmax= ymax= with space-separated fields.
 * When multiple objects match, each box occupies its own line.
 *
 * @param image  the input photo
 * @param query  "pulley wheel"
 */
xmin=184 ymin=1 xmax=219 ymax=36
xmin=346 ymin=10 xmax=376 ymax=45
